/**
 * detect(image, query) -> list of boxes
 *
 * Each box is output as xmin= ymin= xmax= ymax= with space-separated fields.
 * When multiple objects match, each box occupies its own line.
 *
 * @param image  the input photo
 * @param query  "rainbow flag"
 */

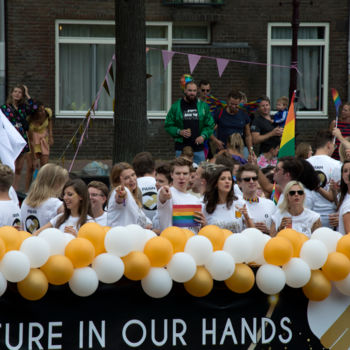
xmin=204 ymin=95 xmax=260 ymax=115
xmin=331 ymin=88 xmax=342 ymax=116
xmin=172 ymin=204 xmax=202 ymax=227
xmin=239 ymin=99 xmax=261 ymax=114
xmin=278 ymin=91 xmax=296 ymax=158
xmin=271 ymin=182 xmax=280 ymax=205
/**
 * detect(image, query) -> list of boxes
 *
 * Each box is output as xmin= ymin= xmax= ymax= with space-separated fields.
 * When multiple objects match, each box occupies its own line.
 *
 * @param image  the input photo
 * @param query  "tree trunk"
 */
xmin=113 ymin=0 xmax=147 ymax=164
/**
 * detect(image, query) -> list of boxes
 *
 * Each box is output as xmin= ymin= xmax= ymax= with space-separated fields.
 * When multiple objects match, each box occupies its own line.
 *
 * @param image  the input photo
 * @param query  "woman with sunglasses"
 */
xmin=271 ymin=180 xmax=321 ymax=237
xmin=203 ymin=165 xmax=254 ymax=232
xmin=335 ymin=161 xmax=350 ymax=235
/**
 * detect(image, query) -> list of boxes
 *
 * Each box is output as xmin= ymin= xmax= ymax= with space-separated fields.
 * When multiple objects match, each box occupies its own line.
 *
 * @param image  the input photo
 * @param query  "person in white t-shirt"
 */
xmin=21 ymin=163 xmax=68 ymax=233
xmin=157 ymin=158 xmax=204 ymax=231
xmin=35 ymin=178 xmax=93 ymax=235
xmin=88 ymin=181 xmax=108 ymax=226
xmin=336 ymin=161 xmax=350 ymax=235
xmin=0 ymin=164 xmax=21 ymax=228
xmin=203 ymin=165 xmax=254 ymax=232
xmin=107 ymin=162 xmax=151 ymax=228
xmin=271 ymin=181 xmax=321 ymax=237
xmin=236 ymin=163 xmax=276 ymax=234
xmin=307 ymin=129 xmax=341 ymax=228
xmin=132 ymin=152 xmax=157 ymax=221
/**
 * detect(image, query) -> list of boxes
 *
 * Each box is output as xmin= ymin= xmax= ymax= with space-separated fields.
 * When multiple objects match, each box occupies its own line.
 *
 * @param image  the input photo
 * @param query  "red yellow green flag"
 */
xmin=278 ymin=91 xmax=296 ymax=158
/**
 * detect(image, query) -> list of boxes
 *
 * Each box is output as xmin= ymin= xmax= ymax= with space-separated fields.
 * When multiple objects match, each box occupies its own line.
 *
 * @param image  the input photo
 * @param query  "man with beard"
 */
xmin=165 ymin=81 xmax=214 ymax=164
xmin=211 ymin=90 xmax=252 ymax=152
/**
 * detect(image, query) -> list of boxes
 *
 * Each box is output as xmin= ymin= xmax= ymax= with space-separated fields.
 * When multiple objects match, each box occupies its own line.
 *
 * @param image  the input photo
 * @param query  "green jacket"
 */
xmin=164 ymin=99 xmax=215 ymax=143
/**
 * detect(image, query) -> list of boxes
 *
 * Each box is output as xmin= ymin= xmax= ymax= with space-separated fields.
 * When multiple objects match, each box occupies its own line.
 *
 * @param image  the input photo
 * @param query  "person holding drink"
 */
xmin=270 ymin=181 xmax=321 ymax=237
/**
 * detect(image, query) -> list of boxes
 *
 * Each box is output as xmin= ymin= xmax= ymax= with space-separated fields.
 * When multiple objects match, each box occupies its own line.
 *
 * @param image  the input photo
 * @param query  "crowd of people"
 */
xmin=2 ymin=80 xmax=350 ymax=238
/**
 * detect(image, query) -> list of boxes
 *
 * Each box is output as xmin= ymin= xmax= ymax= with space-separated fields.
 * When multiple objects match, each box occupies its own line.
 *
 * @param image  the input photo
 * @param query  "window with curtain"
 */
xmin=57 ymin=21 xmax=172 ymax=117
xmin=267 ymin=23 xmax=329 ymax=117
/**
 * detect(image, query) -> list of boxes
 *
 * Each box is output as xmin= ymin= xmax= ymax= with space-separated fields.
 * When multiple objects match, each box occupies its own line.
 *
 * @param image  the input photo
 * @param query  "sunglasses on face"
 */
xmin=242 ymin=176 xmax=258 ymax=182
xmin=288 ymin=190 xmax=304 ymax=196
xmin=201 ymin=89 xmax=210 ymax=92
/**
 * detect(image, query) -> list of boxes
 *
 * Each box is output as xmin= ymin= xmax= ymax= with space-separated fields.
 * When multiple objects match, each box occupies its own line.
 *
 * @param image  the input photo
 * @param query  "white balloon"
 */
xmin=38 ymin=228 xmax=66 ymax=255
xmin=282 ymin=258 xmax=311 ymax=288
xmin=144 ymin=229 xmax=157 ymax=241
xmin=184 ymin=236 xmax=213 ymax=265
xmin=223 ymin=234 xmax=252 ymax=263
xmin=256 ymin=264 xmax=286 ymax=295
xmin=205 ymin=251 xmax=235 ymax=281
xmin=104 ymin=226 xmax=134 ymax=257
xmin=167 ymin=252 xmax=196 ymax=283
xmin=0 ymin=272 xmax=7 ymax=296
xmin=63 ymin=233 xmax=75 ymax=246
xmin=0 ymin=251 xmax=30 ymax=282
xmin=141 ymin=268 xmax=173 ymax=298
xmin=300 ymin=239 xmax=328 ymax=269
xmin=69 ymin=267 xmax=99 ymax=297
xmin=311 ymin=227 xmax=342 ymax=253
xmin=253 ymin=234 xmax=271 ymax=265
xmin=241 ymin=228 xmax=265 ymax=262
xmin=20 ymin=236 xmax=50 ymax=268
xmin=92 ymin=253 xmax=124 ymax=283
xmin=127 ymin=224 xmax=148 ymax=251
xmin=334 ymin=273 xmax=350 ymax=296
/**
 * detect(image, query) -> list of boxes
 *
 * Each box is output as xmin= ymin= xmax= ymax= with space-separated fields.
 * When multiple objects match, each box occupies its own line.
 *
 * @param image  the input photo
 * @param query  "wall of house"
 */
xmin=5 ymin=0 xmax=348 ymax=162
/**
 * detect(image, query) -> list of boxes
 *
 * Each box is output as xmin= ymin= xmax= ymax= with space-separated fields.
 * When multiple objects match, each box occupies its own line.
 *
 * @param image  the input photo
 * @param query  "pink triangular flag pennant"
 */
xmin=216 ymin=58 xmax=229 ymax=77
xmin=188 ymin=54 xmax=201 ymax=74
xmin=162 ymin=50 xmax=175 ymax=70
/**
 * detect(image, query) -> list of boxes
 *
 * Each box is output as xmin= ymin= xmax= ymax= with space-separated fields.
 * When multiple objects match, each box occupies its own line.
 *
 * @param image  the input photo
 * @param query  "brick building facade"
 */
xmin=3 ymin=0 xmax=349 ymax=162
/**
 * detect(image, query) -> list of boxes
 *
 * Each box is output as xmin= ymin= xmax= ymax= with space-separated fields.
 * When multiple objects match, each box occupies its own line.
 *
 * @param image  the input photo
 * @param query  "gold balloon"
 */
xmin=302 ymin=270 xmax=331 ymax=301
xmin=65 ymin=238 xmax=95 ymax=268
xmin=0 ymin=237 xmax=6 ymax=260
xmin=198 ymin=225 xmax=224 ymax=250
xmin=182 ymin=229 xmax=195 ymax=240
xmin=18 ymin=231 xmax=32 ymax=245
xmin=322 ymin=252 xmax=350 ymax=281
xmin=41 ymin=255 xmax=74 ymax=285
xmin=184 ymin=266 xmax=213 ymax=297
xmin=264 ymin=236 xmax=293 ymax=266
xmin=222 ymin=229 xmax=233 ymax=242
xmin=0 ymin=226 xmax=20 ymax=251
xmin=225 ymin=263 xmax=255 ymax=294
xmin=160 ymin=226 xmax=187 ymax=253
xmin=17 ymin=269 xmax=48 ymax=301
xmin=77 ymin=222 xmax=106 ymax=255
xmin=277 ymin=228 xmax=303 ymax=257
xmin=336 ymin=234 xmax=350 ymax=259
xmin=143 ymin=236 xmax=174 ymax=267
xmin=122 ymin=251 xmax=151 ymax=281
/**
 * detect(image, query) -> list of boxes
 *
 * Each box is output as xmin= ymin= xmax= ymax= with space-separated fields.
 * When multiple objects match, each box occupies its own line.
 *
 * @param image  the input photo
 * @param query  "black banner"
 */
xmin=0 ymin=279 xmax=324 ymax=349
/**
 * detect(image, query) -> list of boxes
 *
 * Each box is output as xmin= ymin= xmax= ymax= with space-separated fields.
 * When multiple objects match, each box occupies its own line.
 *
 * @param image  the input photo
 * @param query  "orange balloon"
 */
xmin=18 ymin=230 xmax=31 ymax=245
xmin=103 ymin=226 xmax=111 ymax=233
xmin=77 ymin=222 xmax=106 ymax=255
xmin=297 ymin=233 xmax=309 ymax=254
xmin=302 ymin=270 xmax=331 ymax=301
xmin=160 ymin=226 xmax=187 ymax=253
xmin=336 ymin=234 xmax=350 ymax=259
xmin=184 ymin=266 xmax=213 ymax=297
xmin=198 ymin=225 xmax=224 ymax=250
xmin=65 ymin=238 xmax=95 ymax=268
xmin=264 ymin=236 xmax=293 ymax=266
xmin=277 ymin=228 xmax=302 ymax=256
xmin=225 ymin=263 xmax=255 ymax=294
xmin=122 ymin=251 xmax=151 ymax=281
xmin=0 ymin=237 xmax=6 ymax=260
xmin=17 ymin=268 xmax=48 ymax=301
xmin=182 ymin=229 xmax=195 ymax=240
xmin=144 ymin=236 xmax=173 ymax=267
xmin=222 ymin=229 xmax=233 ymax=241
xmin=322 ymin=252 xmax=350 ymax=281
xmin=0 ymin=226 xmax=20 ymax=251
xmin=41 ymin=255 xmax=74 ymax=285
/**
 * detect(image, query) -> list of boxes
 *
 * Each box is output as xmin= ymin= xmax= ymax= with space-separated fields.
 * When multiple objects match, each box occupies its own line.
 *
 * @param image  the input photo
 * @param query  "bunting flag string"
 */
xmin=155 ymin=47 xmax=301 ymax=76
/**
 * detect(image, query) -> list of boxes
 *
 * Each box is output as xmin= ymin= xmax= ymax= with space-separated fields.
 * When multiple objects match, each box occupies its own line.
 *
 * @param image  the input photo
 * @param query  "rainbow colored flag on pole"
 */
xmin=278 ymin=91 xmax=296 ymax=158
xmin=331 ymin=88 xmax=342 ymax=116
xmin=172 ymin=204 xmax=202 ymax=227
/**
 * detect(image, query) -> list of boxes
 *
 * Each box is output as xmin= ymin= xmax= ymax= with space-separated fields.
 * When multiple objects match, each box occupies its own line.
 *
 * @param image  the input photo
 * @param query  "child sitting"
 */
xmin=274 ymin=96 xmax=289 ymax=127
xmin=0 ymin=164 xmax=21 ymax=229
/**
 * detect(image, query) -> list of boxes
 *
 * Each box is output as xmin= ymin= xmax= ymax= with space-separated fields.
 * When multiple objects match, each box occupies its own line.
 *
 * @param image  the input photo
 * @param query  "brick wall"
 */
xmin=5 ymin=0 xmax=349 ymax=162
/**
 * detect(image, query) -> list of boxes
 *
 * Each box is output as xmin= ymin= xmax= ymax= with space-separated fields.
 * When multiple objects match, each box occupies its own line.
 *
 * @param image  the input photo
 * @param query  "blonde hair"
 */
xmin=278 ymin=180 xmax=305 ymax=213
xmin=25 ymin=163 xmax=69 ymax=207
xmin=0 ymin=164 xmax=14 ymax=192
xmin=277 ymin=96 xmax=289 ymax=106
xmin=227 ymin=133 xmax=244 ymax=154
xmin=339 ymin=137 xmax=350 ymax=162
xmin=295 ymin=142 xmax=312 ymax=159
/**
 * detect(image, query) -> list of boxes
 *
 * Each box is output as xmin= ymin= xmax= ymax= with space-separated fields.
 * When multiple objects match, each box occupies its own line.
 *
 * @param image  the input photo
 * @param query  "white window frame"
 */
xmin=172 ymin=22 xmax=210 ymax=44
xmin=55 ymin=20 xmax=172 ymax=119
xmin=266 ymin=22 xmax=329 ymax=119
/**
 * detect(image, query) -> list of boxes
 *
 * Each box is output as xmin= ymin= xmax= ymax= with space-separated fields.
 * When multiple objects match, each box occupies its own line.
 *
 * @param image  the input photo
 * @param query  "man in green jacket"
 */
xmin=165 ymin=81 xmax=215 ymax=164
